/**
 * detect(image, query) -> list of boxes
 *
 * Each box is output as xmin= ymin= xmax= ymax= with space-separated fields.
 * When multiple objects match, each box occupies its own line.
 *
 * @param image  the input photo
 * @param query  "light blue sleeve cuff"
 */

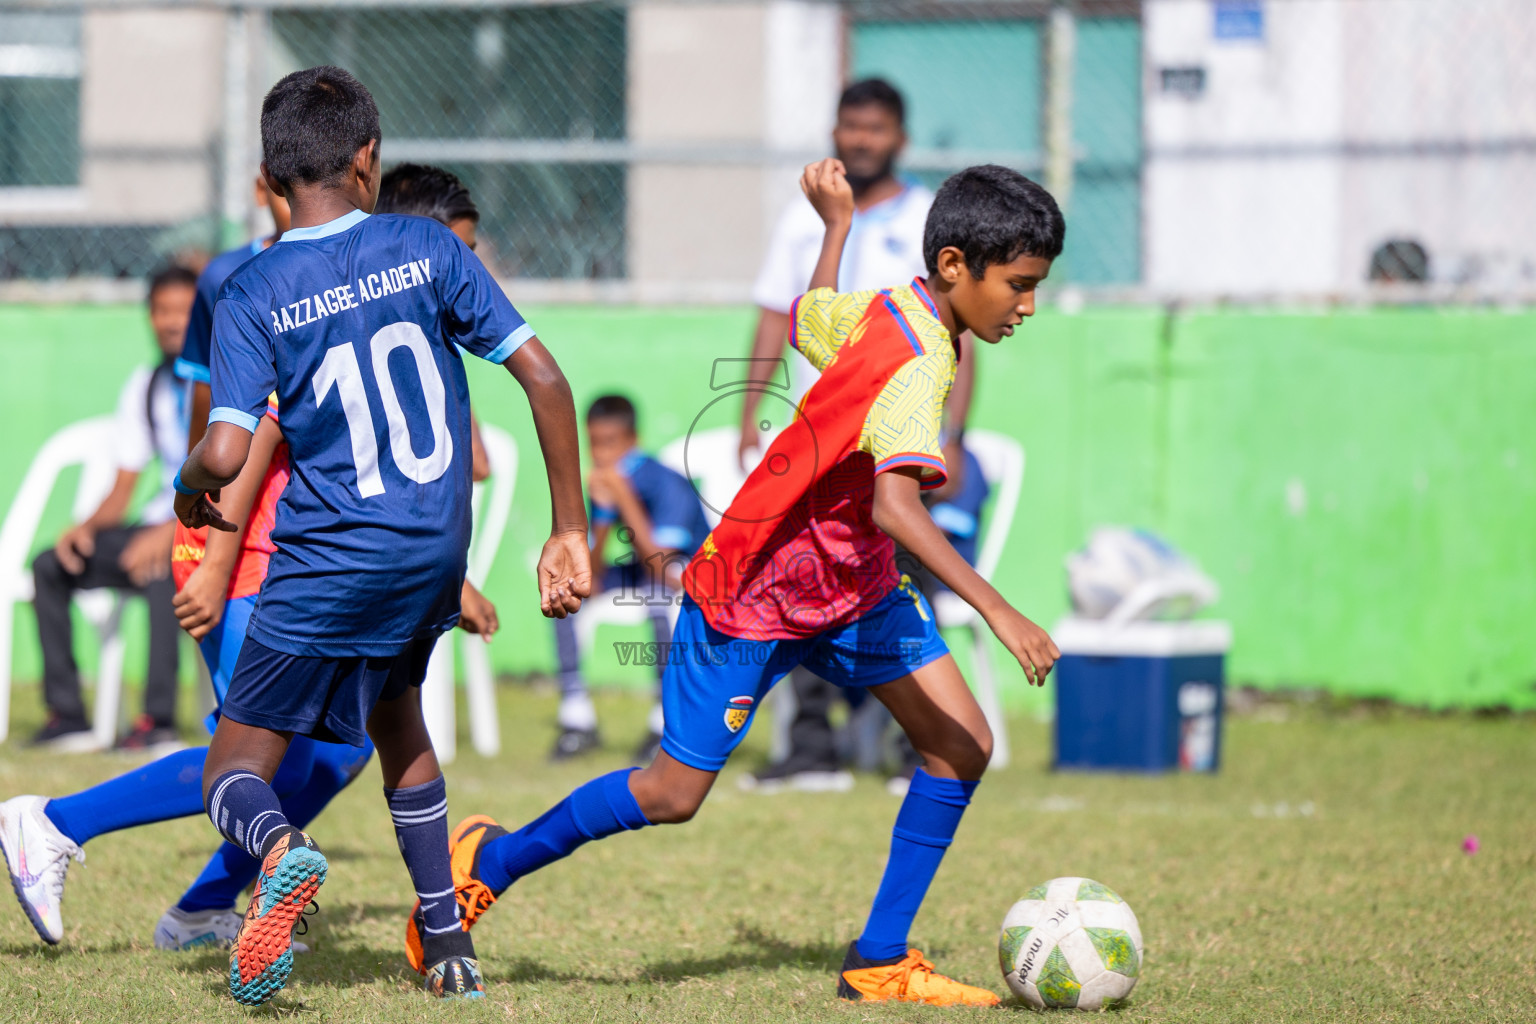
xmin=174 ymin=357 xmax=211 ymax=384
xmin=209 ymin=406 xmax=260 ymax=433
xmin=483 ymin=322 xmax=536 ymax=364
xmin=652 ymin=525 xmax=691 ymax=550
xmin=930 ymin=502 xmax=978 ymax=539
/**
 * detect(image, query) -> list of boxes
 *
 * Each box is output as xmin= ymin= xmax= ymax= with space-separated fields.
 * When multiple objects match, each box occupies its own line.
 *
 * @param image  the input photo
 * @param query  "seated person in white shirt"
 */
xmin=29 ymin=265 xmax=195 ymax=752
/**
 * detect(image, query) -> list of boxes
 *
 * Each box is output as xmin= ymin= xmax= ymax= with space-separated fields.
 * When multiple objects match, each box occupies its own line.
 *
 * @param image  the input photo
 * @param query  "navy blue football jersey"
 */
xmin=591 ymin=449 xmax=710 ymax=556
xmin=209 ymin=209 xmax=532 ymax=656
xmin=176 ymin=238 xmax=265 ymax=385
xmin=927 ymin=445 xmax=990 ymax=567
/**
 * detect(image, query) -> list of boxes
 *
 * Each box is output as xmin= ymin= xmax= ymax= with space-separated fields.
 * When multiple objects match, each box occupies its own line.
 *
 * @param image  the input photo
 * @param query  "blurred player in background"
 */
xmin=25 ymin=265 xmax=195 ymax=752
xmin=738 ymin=78 xmax=979 ymax=794
xmin=427 ymin=161 xmax=1063 ymax=1007
xmin=545 ymin=394 xmax=710 ymax=764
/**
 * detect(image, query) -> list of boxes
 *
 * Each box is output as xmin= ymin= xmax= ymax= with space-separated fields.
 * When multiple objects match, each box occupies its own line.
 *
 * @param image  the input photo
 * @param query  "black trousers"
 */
xmin=32 ymin=526 xmax=180 ymax=726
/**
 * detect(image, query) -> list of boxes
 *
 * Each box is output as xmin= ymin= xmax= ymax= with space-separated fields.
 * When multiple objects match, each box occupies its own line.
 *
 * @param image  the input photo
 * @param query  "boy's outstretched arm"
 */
xmin=504 ymin=337 xmax=592 ymax=618
xmin=174 ymin=421 xmax=256 ymax=533
xmin=174 ymin=415 xmax=283 ymax=639
xmin=872 ymin=467 xmax=1060 ymax=686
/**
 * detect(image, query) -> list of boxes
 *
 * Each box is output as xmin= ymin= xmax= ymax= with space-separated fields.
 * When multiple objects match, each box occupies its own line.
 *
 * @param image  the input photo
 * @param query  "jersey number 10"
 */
xmin=312 ymin=322 xmax=454 ymax=498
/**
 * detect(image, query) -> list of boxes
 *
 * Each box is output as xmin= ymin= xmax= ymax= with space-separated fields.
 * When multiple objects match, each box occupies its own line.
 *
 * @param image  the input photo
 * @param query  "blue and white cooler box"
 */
xmin=1052 ymin=617 xmax=1231 ymax=773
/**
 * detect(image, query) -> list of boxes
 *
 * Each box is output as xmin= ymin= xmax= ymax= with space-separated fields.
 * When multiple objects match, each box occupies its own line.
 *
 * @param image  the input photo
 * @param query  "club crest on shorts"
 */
xmin=723 ymin=695 xmax=753 ymax=733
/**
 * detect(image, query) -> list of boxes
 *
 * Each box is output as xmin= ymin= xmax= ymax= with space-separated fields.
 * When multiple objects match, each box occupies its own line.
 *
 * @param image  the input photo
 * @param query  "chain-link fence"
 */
xmin=1 ymin=0 xmax=1533 ymax=300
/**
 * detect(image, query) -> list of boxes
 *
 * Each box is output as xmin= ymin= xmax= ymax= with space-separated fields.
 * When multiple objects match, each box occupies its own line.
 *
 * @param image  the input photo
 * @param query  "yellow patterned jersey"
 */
xmin=681 ymin=276 xmax=959 ymax=640
xmin=789 ymin=277 xmax=956 ymax=489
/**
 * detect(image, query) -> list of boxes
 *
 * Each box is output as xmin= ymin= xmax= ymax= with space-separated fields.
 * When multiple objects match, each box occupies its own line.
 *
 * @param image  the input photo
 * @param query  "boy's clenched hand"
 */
xmin=800 ymin=158 xmax=855 ymax=229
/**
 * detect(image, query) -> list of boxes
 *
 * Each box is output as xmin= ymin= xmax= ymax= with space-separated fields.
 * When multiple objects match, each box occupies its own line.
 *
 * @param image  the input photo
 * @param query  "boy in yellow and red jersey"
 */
xmin=411 ymin=161 xmax=1066 ymax=1007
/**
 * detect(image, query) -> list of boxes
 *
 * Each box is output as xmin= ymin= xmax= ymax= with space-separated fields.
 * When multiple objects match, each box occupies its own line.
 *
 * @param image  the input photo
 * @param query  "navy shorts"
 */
xmin=221 ymin=633 xmax=439 ymax=747
xmin=660 ymin=577 xmax=949 ymax=771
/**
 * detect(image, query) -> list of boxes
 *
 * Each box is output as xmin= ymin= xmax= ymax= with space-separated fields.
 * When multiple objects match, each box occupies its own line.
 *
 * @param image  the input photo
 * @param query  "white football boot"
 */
xmin=0 ymin=795 xmax=84 ymax=944
xmin=154 ymin=905 xmax=310 ymax=954
xmin=153 ymin=906 xmax=242 ymax=951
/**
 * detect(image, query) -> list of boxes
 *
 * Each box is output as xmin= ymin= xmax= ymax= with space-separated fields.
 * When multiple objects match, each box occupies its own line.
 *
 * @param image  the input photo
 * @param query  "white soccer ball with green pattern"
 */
xmin=999 ymin=877 xmax=1143 ymax=1010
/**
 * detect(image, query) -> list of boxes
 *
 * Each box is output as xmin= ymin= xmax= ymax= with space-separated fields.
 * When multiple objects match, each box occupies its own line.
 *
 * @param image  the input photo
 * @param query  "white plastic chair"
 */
xmin=421 ymin=424 xmax=516 ymax=763
xmin=929 ymin=429 xmax=1026 ymax=769
xmin=0 ymin=416 xmax=128 ymax=748
xmin=558 ymin=431 xmax=726 ymax=678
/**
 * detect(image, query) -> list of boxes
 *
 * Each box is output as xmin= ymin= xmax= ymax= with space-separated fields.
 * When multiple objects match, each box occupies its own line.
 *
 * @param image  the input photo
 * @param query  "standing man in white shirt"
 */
xmin=739 ymin=79 xmax=936 ymax=461
xmin=737 ymin=80 xmax=977 ymax=793
xmin=29 ymin=265 xmax=195 ymax=752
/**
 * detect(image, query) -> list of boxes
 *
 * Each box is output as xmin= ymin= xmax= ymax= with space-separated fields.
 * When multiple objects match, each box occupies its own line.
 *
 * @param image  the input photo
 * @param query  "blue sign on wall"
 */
xmin=1213 ymin=0 xmax=1264 ymax=41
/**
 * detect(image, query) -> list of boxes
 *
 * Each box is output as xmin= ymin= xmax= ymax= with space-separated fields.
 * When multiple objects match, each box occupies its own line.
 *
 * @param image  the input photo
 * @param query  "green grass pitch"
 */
xmin=1 ymin=690 xmax=1532 ymax=1022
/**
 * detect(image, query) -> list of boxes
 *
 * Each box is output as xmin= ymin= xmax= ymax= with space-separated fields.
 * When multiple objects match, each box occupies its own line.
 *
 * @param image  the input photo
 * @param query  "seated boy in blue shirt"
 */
xmin=174 ymin=65 xmax=589 ymax=1004
xmin=550 ymin=394 xmax=711 ymax=764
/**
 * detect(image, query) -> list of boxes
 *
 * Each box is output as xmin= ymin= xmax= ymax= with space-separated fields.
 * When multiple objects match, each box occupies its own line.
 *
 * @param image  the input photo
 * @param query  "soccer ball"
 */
xmin=998 ymin=877 xmax=1143 ymax=1010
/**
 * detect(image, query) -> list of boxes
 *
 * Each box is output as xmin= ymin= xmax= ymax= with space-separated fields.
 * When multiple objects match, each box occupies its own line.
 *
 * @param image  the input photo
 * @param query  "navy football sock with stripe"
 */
xmin=385 ymin=776 xmax=467 ymax=959
xmin=205 ymin=769 xmax=294 ymax=860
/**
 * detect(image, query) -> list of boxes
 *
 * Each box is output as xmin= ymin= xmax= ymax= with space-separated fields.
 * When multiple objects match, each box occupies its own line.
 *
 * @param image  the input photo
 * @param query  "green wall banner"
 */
xmin=1 ymin=303 xmax=1531 ymax=711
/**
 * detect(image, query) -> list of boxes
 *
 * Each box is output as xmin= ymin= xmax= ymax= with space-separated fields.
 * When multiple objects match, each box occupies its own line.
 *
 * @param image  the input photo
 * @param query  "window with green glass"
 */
xmin=272 ymin=5 xmax=627 ymax=279
xmin=0 ymin=13 xmax=82 ymax=188
xmin=849 ymin=13 xmax=1142 ymax=285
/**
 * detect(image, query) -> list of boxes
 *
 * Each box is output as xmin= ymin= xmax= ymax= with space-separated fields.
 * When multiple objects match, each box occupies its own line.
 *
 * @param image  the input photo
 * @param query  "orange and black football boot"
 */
xmin=228 ymin=828 xmax=326 ymax=1006
xmin=404 ymin=814 xmax=507 ymax=974
xmin=837 ymin=942 xmax=1001 ymax=1007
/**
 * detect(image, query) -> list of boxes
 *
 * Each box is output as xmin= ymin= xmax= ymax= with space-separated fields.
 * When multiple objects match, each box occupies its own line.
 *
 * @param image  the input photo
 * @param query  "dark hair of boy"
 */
xmin=838 ymin=78 xmax=905 ymax=126
xmin=376 ymin=164 xmax=479 ymax=225
xmin=260 ymin=65 xmax=380 ymax=190
xmin=922 ymin=164 xmax=1066 ymax=278
xmin=148 ymin=264 xmax=198 ymax=301
xmin=586 ymin=394 xmax=637 ymax=433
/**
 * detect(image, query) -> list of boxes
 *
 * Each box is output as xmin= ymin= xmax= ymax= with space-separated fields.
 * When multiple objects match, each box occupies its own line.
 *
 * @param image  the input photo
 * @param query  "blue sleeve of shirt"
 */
xmin=640 ymin=466 xmax=704 ymax=552
xmin=208 ymin=292 xmax=277 ymax=432
xmin=433 ymin=227 xmax=534 ymax=363
xmin=174 ymin=269 xmax=221 ymax=383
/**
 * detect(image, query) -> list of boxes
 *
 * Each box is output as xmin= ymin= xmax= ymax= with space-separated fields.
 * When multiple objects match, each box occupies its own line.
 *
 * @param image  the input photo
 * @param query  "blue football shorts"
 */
xmin=196 ymin=593 xmax=258 ymax=733
xmin=220 ymin=632 xmax=439 ymax=747
xmin=660 ymin=577 xmax=949 ymax=771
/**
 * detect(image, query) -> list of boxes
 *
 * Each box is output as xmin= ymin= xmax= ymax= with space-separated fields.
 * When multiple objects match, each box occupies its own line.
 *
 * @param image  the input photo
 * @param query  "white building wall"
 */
xmin=1145 ymin=0 xmax=1536 ymax=294
xmin=626 ymin=0 xmax=840 ymax=301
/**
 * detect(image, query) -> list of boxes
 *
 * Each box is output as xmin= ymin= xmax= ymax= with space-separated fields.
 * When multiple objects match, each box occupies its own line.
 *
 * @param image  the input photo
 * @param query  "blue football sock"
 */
xmin=206 ymin=769 xmax=291 ymax=860
xmin=855 ymin=769 xmax=978 ymax=962
xmin=385 ymin=776 xmax=460 ymax=945
xmin=44 ymin=747 xmax=208 ymax=846
xmin=176 ymin=739 xmax=373 ymax=913
xmin=478 ymin=768 xmax=650 ymax=894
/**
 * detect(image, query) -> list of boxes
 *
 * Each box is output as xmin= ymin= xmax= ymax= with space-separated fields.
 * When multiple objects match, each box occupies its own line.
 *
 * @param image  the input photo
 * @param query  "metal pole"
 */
xmin=1045 ymin=0 xmax=1075 ymax=213
xmin=221 ymin=5 xmax=251 ymax=247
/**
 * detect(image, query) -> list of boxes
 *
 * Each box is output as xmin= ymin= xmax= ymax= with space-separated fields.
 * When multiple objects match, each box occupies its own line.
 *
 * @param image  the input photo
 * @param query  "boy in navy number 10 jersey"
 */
xmin=174 ymin=66 xmax=591 ymax=1005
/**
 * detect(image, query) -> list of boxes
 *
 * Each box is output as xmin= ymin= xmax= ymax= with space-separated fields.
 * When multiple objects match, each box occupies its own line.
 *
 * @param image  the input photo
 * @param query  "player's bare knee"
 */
xmin=647 ymin=794 xmax=700 ymax=825
xmin=924 ymin=724 xmax=992 ymax=780
xmin=630 ymin=769 xmax=705 ymax=824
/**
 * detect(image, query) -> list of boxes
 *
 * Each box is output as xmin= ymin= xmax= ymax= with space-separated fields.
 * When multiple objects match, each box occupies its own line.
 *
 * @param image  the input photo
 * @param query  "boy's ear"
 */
xmin=935 ymin=246 xmax=967 ymax=284
xmin=353 ymin=140 xmax=379 ymax=180
xmin=258 ymin=163 xmax=285 ymax=200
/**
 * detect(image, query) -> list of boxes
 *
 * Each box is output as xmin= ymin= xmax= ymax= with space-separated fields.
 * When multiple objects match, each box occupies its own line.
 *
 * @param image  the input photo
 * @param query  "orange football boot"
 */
xmin=228 ymin=830 xmax=326 ymax=1006
xmin=404 ymin=814 xmax=507 ymax=973
xmin=837 ymin=943 xmax=1001 ymax=1007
